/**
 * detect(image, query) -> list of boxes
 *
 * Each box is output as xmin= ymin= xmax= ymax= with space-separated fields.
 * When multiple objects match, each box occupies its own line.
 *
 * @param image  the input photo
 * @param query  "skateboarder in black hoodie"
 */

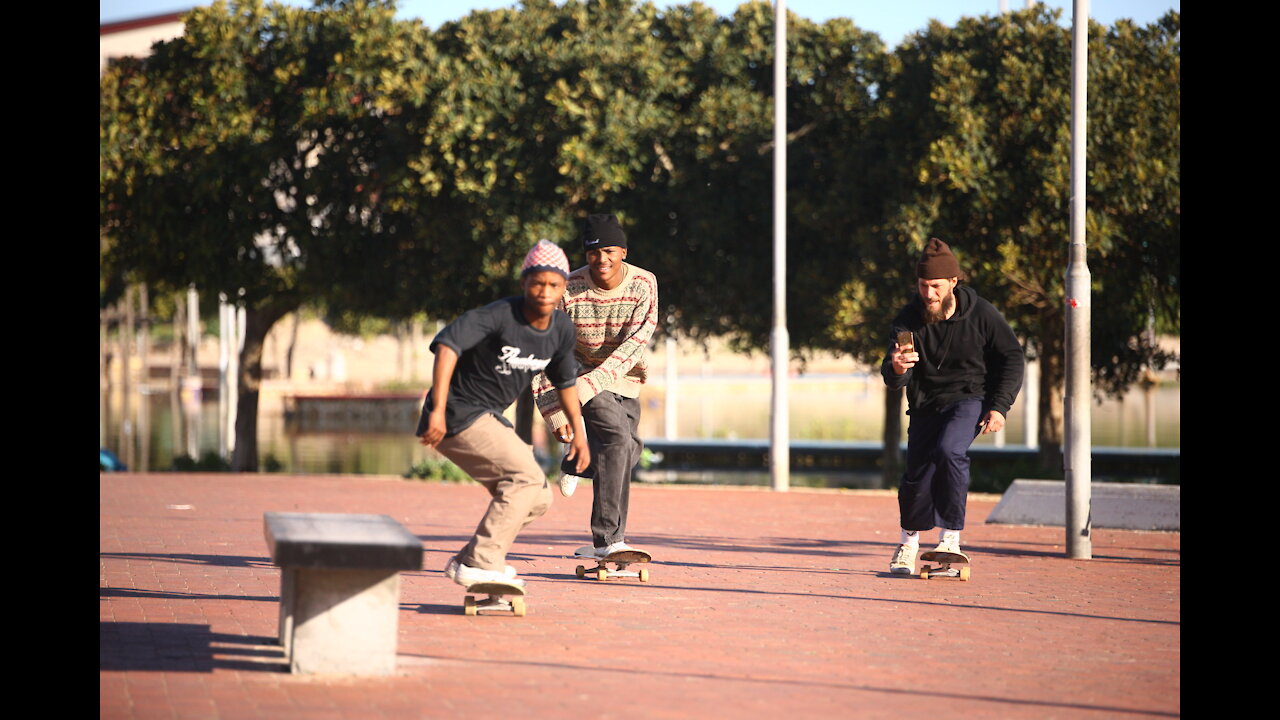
xmin=880 ymin=238 xmax=1025 ymax=574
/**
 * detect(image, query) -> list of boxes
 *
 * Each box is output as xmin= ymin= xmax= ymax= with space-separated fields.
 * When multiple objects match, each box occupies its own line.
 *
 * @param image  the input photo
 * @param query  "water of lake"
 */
xmin=101 ymin=374 xmax=1179 ymax=481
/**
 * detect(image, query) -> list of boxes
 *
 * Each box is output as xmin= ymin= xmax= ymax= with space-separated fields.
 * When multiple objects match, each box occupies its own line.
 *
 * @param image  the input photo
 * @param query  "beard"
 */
xmin=921 ymin=290 xmax=955 ymax=324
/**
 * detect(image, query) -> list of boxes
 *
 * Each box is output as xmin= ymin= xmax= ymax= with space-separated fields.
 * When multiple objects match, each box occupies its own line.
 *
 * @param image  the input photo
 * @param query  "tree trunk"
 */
xmin=101 ymin=309 xmax=111 ymax=449
xmin=1037 ymin=309 xmax=1066 ymax=472
xmin=231 ymin=298 xmax=299 ymax=472
xmin=120 ymin=287 xmax=134 ymax=470
xmin=881 ymin=384 xmax=904 ymax=487
xmin=284 ymin=311 xmax=300 ymax=381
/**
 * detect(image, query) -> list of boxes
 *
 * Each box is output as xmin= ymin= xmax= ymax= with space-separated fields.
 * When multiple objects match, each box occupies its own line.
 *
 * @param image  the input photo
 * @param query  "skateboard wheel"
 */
xmin=575 ymin=565 xmax=586 ymax=579
xmin=638 ymin=568 xmax=649 ymax=583
xmin=920 ymin=566 xmax=931 ymax=580
xmin=512 ymin=597 xmax=526 ymax=617
xmin=464 ymin=596 xmax=477 ymax=616
xmin=596 ymin=568 xmax=608 ymax=581
xmin=959 ymin=567 xmax=971 ymax=581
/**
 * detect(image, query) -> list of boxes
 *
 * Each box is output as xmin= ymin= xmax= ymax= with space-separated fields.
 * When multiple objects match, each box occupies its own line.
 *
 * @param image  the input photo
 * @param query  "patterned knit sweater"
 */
xmin=532 ymin=262 xmax=659 ymax=431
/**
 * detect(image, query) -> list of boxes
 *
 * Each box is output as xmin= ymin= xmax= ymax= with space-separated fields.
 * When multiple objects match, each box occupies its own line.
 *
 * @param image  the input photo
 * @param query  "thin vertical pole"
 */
xmin=665 ymin=333 xmax=678 ymax=440
xmin=770 ymin=0 xmax=789 ymax=492
xmin=1064 ymin=0 xmax=1092 ymax=559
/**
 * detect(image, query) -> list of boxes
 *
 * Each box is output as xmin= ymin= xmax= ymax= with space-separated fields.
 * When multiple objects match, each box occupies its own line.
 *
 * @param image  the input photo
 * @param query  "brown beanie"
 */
xmin=916 ymin=238 xmax=961 ymax=279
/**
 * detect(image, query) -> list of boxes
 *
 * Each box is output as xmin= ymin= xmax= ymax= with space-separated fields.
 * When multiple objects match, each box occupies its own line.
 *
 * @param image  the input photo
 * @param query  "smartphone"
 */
xmin=896 ymin=330 xmax=914 ymax=352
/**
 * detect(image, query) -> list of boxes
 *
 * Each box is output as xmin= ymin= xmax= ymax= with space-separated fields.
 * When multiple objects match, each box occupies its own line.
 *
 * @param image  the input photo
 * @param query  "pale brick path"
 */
xmin=100 ymin=473 xmax=1180 ymax=719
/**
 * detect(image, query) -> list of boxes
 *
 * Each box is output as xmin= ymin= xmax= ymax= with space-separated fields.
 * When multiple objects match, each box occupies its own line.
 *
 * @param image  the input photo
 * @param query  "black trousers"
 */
xmin=898 ymin=398 xmax=984 ymax=532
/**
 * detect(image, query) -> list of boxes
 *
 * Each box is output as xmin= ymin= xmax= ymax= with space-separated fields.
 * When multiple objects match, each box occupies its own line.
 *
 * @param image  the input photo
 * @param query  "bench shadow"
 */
xmin=99 ymin=552 xmax=276 ymax=569
xmin=101 ymin=586 xmax=277 ymax=603
xmin=410 ymin=602 xmax=469 ymax=616
xmin=100 ymin=622 xmax=287 ymax=673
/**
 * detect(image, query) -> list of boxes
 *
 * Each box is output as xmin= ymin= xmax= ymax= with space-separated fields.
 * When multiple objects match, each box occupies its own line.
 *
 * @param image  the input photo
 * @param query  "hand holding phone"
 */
xmin=896 ymin=330 xmax=914 ymax=353
xmin=892 ymin=330 xmax=917 ymax=375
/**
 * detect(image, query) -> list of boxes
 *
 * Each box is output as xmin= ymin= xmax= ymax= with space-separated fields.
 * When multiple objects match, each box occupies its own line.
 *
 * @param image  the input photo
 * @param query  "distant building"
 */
xmin=100 ymin=10 xmax=189 ymax=73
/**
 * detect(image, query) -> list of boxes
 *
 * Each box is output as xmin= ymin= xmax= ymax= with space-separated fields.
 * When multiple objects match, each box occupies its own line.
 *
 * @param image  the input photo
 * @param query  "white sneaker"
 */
xmin=602 ymin=541 xmax=636 ymax=556
xmin=934 ymin=536 xmax=962 ymax=555
xmin=444 ymin=557 xmax=523 ymax=587
xmin=559 ymin=473 xmax=584 ymax=497
xmin=889 ymin=544 xmax=917 ymax=575
xmin=574 ymin=544 xmax=606 ymax=558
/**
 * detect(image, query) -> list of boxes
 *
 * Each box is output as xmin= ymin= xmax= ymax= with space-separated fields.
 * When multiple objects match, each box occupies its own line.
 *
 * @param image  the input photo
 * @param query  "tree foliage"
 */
xmin=101 ymin=1 xmax=1180 ymax=469
xmin=101 ymin=0 xmax=434 ymax=469
xmin=822 ymin=7 xmax=1179 ymax=456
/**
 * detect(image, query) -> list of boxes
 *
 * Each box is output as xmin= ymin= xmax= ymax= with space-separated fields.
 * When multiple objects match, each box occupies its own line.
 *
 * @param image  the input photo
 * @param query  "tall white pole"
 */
xmin=665 ymin=333 xmax=678 ymax=440
xmin=770 ymin=0 xmax=790 ymax=492
xmin=218 ymin=295 xmax=230 ymax=459
xmin=1065 ymin=0 xmax=1092 ymax=559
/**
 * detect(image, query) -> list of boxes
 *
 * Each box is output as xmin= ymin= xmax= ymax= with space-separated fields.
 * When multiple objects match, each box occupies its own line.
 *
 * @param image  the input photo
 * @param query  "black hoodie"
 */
xmin=880 ymin=285 xmax=1025 ymax=417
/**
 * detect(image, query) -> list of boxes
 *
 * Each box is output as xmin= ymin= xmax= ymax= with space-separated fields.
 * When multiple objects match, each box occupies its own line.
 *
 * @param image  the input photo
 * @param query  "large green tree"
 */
xmin=101 ymin=0 xmax=433 ymax=470
xmin=825 ymin=7 xmax=1180 ymax=466
xmin=102 ymin=1 xmax=1179 ymax=475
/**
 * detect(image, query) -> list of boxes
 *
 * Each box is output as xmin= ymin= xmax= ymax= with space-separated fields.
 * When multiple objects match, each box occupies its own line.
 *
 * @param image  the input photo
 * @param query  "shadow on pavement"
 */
xmin=398 ymin=652 xmax=1180 ymax=718
xmin=100 ymin=622 xmax=287 ymax=673
xmin=99 ymin=552 xmax=276 ymax=569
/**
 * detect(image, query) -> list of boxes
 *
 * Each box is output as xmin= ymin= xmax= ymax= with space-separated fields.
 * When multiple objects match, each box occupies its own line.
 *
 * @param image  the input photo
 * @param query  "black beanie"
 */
xmin=581 ymin=214 xmax=627 ymax=251
xmin=916 ymin=237 xmax=961 ymax=279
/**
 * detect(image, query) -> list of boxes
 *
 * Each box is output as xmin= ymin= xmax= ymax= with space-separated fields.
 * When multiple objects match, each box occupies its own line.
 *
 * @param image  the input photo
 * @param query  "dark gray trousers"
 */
xmin=561 ymin=392 xmax=643 ymax=547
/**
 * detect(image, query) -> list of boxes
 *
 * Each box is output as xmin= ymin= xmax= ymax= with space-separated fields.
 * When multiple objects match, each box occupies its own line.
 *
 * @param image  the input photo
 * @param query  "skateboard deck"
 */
xmin=918 ymin=549 xmax=971 ymax=581
xmin=463 ymin=580 xmax=527 ymax=616
xmin=574 ymin=549 xmax=652 ymax=582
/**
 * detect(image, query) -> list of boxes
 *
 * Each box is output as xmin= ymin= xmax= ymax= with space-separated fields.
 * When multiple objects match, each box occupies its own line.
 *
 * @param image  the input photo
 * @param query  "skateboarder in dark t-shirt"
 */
xmin=417 ymin=240 xmax=591 ymax=589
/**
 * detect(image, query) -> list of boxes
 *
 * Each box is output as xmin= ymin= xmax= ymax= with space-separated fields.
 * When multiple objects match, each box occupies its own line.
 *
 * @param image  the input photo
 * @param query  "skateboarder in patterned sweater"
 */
xmin=532 ymin=214 xmax=659 ymax=561
xmin=880 ymin=238 xmax=1024 ymax=574
xmin=418 ymin=240 xmax=591 ymax=589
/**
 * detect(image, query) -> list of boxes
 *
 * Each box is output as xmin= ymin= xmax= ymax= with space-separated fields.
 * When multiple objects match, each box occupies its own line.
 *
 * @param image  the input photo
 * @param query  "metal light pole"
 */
xmin=770 ymin=0 xmax=790 ymax=492
xmin=665 ymin=333 xmax=678 ymax=440
xmin=1064 ymin=0 xmax=1092 ymax=559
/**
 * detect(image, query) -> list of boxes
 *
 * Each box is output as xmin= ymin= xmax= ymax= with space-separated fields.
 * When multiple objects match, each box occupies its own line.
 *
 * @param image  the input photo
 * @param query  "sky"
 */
xmin=101 ymin=1 xmax=1180 ymax=49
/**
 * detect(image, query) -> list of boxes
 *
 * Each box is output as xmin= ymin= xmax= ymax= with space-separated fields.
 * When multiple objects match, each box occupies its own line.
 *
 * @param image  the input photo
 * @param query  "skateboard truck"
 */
xmin=919 ymin=549 xmax=971 ymax=581
xmin=574 ymin=549 xmax=652 ymax=582
xmin=463 ymin=581 xmax=527 ymax=616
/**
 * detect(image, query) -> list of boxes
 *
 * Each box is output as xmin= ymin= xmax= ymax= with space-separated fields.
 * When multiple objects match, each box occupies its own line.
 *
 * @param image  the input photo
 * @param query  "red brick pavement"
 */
xmin=100 ymin=473 xmax=1180 ymax=719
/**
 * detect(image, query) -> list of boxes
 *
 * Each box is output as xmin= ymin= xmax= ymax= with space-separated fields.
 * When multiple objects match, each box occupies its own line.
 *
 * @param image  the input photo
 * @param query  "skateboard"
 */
xmin=575 ymin=549 xmax=652 ymax=582
xmin=463 ymin=580 xmax=527 ymax=616
xmin=918 ymin=549 xmax=971 ymax=581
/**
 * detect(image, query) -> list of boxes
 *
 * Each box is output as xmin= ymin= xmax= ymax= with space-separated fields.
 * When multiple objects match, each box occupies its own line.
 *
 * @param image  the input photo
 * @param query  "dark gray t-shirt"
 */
xmin=416 ymin=297 xmax=579 ymax=438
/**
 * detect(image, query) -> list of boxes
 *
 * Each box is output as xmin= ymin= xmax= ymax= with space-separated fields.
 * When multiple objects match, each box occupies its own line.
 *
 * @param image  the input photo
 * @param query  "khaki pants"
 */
xmin=436 ymin=413 xmax=552 ymax=571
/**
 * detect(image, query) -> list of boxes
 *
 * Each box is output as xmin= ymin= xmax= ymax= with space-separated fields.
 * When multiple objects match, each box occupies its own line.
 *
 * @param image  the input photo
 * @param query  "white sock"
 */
xmin=900 ymin=529 xmax=919 ymax=548
xmin=940 ymin=529 xmax=961 ymax=545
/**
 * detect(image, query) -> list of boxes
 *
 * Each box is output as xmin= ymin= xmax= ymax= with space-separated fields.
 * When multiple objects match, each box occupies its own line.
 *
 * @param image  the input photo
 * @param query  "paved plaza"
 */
xmin=100 ymin=472 xmax=1180 ymax=719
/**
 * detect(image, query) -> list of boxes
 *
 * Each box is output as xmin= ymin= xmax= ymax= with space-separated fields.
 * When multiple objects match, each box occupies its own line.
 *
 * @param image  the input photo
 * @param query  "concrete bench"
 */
xmin=264 ymin=512 xmax=423 ymax=675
